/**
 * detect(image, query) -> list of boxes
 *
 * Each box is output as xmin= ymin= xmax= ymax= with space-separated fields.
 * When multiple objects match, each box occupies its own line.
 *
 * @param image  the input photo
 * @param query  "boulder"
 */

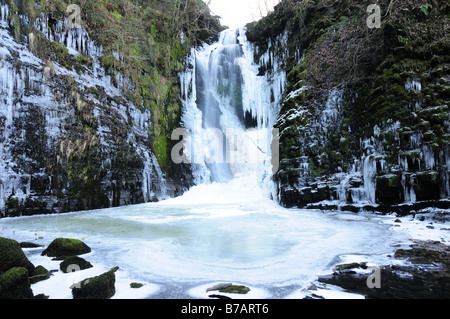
xmin=29 ymin=265 xmax=50 ymax=284
xmin=41 ymin=238 xmax=91 ymax=258
xmin=19 ymin=242 xmax=44 ymax=248
xmin=0 ymin=237 xmax=35 ymax=274
xmin=206 ymin=283 xmax=233 ymax=292
xmin=219 ymin=285 xmax=251 ymax=294
xmin=0 ymin=267 xmax=34 ymax=299
xmin=71 ymin=267 xmax=119 ymax=299
xmin=130 ymin=282 xmax=144 ymax=289
xmin=60 ymin=256 xmax=93 ymax=273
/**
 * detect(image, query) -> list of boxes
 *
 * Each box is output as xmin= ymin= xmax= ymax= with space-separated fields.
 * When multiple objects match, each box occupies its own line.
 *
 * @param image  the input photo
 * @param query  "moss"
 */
xmin=72 ymin=267 xmax=119 ymax=299
xmin=52 ymin=41 xmax=73 ymax=69
xmin=0 ymin=267 xmax=33 ymax=299
xmin=41 ymin=238 xmax=91 ymax=258
xmin=153 ymin=134 xmax=169 ymax=168
xmin=130 ymin=282 xmax=144 ymax=289
xmin=29 ymin=265 xmax=50 ymax=284
xmin=335 ymin=263 xmax=361 ymax=271
xmin=219 ymin=285 xmax=251 ymax=294
xmin=0 ymin=237 xmax=35 ymax=273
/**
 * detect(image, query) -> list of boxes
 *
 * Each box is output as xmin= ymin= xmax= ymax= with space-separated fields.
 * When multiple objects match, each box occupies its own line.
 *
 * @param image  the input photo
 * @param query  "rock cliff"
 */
xmin=246 ymin=0 xmax=449 ymax=212
xmin=0 ymin=0 xmax=222 ymax=217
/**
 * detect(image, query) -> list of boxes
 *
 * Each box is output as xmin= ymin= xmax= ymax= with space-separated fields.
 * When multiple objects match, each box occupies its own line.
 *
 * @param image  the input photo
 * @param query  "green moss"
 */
xmin=0 ymin=237 xmax=35 ymax=273
xmin=52 ymin=41 xmax=73 ymax=69
xmin=29 ymin=265 xmax=50 ymax=284
xmin=335 ymin=263 xmax=361 ymax=271
xmin=72 ymin=267 xmax=118 ymax=299
xmin=130 ymin=282 xmax=144 ymax=289
xmin=41 ymin=238 xmax=91 ymax=258
xmin=219 ymin=285 xmax=251 ymax=294
xmin=0 ymin=267 xmax=33 ymax=299
xmin=153 ymin=134 xmax=168 ymax=168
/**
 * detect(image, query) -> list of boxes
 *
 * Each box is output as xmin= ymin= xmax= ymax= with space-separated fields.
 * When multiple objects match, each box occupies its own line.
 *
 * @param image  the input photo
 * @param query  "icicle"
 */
xmin=363 ymin=155 xmax=377 ymax=204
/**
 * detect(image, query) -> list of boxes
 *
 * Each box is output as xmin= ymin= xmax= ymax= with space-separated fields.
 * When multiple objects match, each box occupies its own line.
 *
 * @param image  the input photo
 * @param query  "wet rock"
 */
xmin=130 ymin=282 xmax=143 ymax=289
xmin=60 ymin=256 xmax=93 ymax=273
xmin=319 ymin=241 xmax=450 ymax=298
xmin=394 ymin=246 xmax=450 ymax=267
xmin=29 ymin=265 xmax=50 ymax=284
xmin=376 ymin=174 xmax=403 ymax=204
xmin=219 ymin=285 xmax=251 ymax=294
xmin=41 ymin=238 xmax=91 ymax=258
xmin=71 ymin=267 xmax=119 ymax=299
xmin=209 ymin=294 xmax=232 ymax=299
xmin=414 ymin=171 xmax=441 ymax=201
xmin=335 ymin=263 xmax=361 ymax=272
xmin=0 ymin=237 xmax=35 ymax=273
xmin=0 ymin=267 xmax=34 ymax=299
xmin=319 ymin=265 xmax=450 ymax=299
xmin=19 ymin=242 xmax=44 ymax=248
xmin=206 ymin=283 xmax=233 ymax=292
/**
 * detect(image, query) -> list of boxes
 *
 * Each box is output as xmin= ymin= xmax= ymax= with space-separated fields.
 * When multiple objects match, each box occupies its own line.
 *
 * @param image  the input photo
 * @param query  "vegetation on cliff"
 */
xmin=247 ymin=0 xmax=450 ymax=208
xmin=1 ymin=0 xmax=223 ymax=215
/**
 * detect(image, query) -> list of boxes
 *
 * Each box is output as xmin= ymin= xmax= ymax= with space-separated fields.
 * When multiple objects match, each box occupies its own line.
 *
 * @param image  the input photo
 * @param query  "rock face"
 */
xmin=0 ymin=0 xmax=225 ymax=217
xmin=0 ymin=1 xmax=169 ymax=216
xmin=246 ymin=0 xmax=450 ymax=211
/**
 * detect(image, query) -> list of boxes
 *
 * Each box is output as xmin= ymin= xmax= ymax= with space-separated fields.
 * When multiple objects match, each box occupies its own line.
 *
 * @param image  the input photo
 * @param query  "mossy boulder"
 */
xmin=19 ymin=242 xmax=44 ymax=248
xmin=130 ymin=282 xmax=144 ymax=289
xmin=335 ymin=262 xmax=362 ymax=272
xmin=0 ymin=267 xmax=34 ymax=299
xmin=219 ymin=285 xmax=251 ymax=295
xmin=29 ymin=265 xmax=50 ymax=284
xmin=60 ymin=256 xmax=93 ymax=273
xmin=0 ymin=237 xmax=35 ymax=273
xmin=71 ymin=267 xmax=119 ymax=299
xmin=41 ymin=238 xmax=91 ymax=258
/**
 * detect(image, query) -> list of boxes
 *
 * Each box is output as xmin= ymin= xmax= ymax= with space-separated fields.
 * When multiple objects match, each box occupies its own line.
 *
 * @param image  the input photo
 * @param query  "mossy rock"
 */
xmin=19 ymin=242 xmax=44 ymax=248
xmin=376 ymin=174 xmax=403 ymax=204
xmin=0 ymin=267 xmax=34 ymax=299
xmin=41 ymin=238 xmax=91 ymax=258
xmin=71 ymin=267 xmax=119 ymax=299
xmin=29 ymin=265 xmax=50 ymax=284
xmin=0 ymin=237 xmax=35 ymax=273
xmin=414 ymin=171 xmax=441 ymax=201
xmin=335 ymin=262 xmax=362 ymax=271
xmin=130 ymin=282 xmax=144 ymax=289
xmin=219 ymin=285 xmax=251 ymax=295
xmin=60 ymin=256 xmax=93 ymax=273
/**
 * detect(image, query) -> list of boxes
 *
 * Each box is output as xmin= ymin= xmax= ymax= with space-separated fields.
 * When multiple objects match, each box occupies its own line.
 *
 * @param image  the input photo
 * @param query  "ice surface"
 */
xmin=2 ymin=173 xmax=445 ymax=299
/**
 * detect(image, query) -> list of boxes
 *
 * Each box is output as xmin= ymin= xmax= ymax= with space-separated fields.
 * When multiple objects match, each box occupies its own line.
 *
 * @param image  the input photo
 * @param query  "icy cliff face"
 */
xmin=0 ymin=2 xmax=168 ymax=217
xmin=246 ymin=1 xmax=450 ymax=212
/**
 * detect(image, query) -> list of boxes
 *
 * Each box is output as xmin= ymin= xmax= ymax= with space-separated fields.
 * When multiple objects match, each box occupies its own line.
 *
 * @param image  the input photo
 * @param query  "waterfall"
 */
xmin=179 ymin=28 xmax=286 ymax=196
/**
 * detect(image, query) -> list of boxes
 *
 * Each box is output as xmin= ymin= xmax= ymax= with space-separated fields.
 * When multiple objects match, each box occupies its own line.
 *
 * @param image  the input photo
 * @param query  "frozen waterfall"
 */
xmin=179 ymin=28 xmax=286 ymax=196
